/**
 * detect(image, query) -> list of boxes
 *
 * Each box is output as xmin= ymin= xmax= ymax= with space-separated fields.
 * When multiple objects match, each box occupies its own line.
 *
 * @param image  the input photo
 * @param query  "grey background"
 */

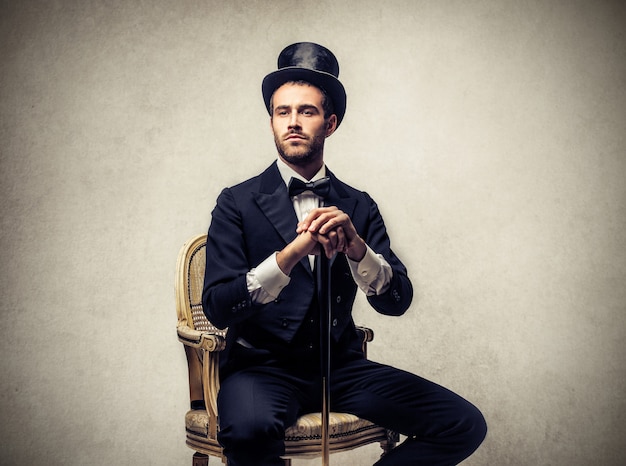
xmin=1 ymin=1 xmax=624 ymax=465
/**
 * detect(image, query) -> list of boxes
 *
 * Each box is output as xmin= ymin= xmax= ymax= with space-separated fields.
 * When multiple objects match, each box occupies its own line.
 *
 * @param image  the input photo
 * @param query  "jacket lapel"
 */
xmin=254 ymin=163 xmax=299 ymax=246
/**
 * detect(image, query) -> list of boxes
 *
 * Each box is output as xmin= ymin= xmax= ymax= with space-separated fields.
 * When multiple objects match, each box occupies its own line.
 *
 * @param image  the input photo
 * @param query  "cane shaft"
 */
xmin=317 ymin=252 xmax=331 ymax=466
xmin=321 ymin=376 xmax=330 ymax=465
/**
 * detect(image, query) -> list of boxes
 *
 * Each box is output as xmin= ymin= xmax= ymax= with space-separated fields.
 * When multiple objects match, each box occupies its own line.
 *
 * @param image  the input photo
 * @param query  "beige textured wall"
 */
xmin=1 ymin=1 xmax=624 ymax=465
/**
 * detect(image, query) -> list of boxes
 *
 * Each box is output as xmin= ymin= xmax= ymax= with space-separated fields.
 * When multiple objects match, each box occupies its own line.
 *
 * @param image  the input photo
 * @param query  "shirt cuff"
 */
xmin=347 ymin=245 xmax=393 ymax=296
xmin=247 ymin=252 xmax=291 ymax=303
xmin=348 ymin=245 xmax=379 ymax=278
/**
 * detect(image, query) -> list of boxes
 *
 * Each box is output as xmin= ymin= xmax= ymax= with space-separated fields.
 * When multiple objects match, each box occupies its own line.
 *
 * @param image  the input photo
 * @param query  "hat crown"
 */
xmin=277 ymin=42 xmax=339 ymax=78
xmin=262 ymin=42 xmax=346 ymax=126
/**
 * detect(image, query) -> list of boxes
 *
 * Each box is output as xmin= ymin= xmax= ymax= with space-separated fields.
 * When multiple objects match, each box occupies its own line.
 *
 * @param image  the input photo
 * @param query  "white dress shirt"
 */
xmin=246 ymin=159 xmax=393 ymax=304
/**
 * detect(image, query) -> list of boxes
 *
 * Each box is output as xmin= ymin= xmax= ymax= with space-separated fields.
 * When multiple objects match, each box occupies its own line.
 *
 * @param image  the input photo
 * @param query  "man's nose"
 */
xmin=288 ymin=111 xmax=300 ymax=128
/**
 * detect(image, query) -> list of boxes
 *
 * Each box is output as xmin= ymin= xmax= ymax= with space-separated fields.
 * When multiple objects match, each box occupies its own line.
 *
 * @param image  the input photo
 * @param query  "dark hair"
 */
xmin=269 ymin=80 xmax=335 ymax=121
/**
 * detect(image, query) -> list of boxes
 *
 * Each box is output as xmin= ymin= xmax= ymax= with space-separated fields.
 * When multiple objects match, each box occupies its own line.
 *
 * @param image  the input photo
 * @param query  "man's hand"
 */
xmin=297 ymin=207 xmax=367 ymax=261
xmin=276 ymin=230 xmax=320 ymax=275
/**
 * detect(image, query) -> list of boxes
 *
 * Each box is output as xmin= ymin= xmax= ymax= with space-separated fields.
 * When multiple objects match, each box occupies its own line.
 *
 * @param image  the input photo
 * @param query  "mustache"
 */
xmin=284 ymin=130 xmax=308 ymax=139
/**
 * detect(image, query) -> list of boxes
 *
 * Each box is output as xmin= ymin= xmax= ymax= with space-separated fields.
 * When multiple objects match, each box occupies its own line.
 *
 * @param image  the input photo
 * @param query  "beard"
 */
xmin=274 ymin=130 xmax=326 ymax=167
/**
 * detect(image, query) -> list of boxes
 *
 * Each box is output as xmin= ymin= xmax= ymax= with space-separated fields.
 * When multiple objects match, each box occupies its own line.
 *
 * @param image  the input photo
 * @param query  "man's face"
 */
xmin=271 ymin=82 xmax=337 ymax=169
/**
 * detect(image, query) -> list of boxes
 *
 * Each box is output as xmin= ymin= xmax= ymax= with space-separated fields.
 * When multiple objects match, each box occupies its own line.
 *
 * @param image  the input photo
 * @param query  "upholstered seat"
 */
xmin=176 ymin=234 xmax=397 ymax=465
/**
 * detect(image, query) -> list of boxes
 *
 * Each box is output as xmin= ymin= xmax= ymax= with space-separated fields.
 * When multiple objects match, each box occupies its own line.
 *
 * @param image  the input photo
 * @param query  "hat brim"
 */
xmin=262 ymin=67 xmax=347 ymax=127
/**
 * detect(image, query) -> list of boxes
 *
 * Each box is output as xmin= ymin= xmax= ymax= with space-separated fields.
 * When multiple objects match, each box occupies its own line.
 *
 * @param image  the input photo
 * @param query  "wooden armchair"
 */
xmin=175 ymin=234 xmax=398 ymax=465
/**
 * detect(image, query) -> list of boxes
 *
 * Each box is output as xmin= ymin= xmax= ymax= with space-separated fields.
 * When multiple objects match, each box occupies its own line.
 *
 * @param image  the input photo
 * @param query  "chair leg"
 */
xmin=282 ymin=459 xmax=292 ymax=466
xmin=192 ymin=452 xmax=209 ymax=466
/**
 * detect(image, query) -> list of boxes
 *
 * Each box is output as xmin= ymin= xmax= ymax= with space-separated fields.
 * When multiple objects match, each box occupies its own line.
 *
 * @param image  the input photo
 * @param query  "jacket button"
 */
xmin=336 ymin=295 xmax=342 ymax=303
xmin=281 ymin=319 xmax=288 ymax=328
xmin=332 ymin=318 xmax=338 ymax=327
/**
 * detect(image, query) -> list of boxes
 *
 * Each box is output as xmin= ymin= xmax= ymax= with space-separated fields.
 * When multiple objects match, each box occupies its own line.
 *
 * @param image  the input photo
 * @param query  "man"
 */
xmin=203 ymin=42 xmax=487 ymax=466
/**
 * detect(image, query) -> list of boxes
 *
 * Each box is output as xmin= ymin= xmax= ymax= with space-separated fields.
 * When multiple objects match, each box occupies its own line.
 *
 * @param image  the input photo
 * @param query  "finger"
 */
xmin=317 ymin=212 xmax=348 ymax=235
xmin=321 ymin=213 xmax=359 ymax=240
xmin=309 ymin=211 xmax=343 ymax=233
xmin=335 ymin=226 xmax=346 ymax=253
xmin=327 ymin=229 xmax=339 ymax=251
xmin=306 ymin=207 xmax=340 ymax=232
xmin=316 ymin=232 xmax=336 ymax=259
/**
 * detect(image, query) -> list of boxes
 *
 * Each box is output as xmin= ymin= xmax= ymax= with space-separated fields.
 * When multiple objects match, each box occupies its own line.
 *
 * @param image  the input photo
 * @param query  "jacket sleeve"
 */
xmin=201 ymin=188 xmax=257 ymax=329
xmin=361 ymin=193 xmax=413 ymax=316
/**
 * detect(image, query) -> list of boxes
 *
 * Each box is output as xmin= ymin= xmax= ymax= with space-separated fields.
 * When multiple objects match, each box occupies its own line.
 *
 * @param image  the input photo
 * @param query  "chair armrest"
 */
xmin=355 ymin=325 xmax=374 ymax=343
xmin=177 ymin=325 xmax=226 ymax=352
xmin=178 ymin=324 xmax=224 ymax=439
xmin=355 ymin=326 xmax=374 ymax=358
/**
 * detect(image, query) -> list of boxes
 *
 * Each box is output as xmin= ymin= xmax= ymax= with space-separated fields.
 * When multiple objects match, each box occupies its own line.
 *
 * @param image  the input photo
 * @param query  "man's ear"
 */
xmin=325 ymin=114 xmax=338 ymax=137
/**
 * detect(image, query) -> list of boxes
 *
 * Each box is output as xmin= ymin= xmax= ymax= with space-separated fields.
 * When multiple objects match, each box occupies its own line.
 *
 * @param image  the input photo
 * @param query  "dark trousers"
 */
xmin=217 ymin=346 xmax=487 ymax=466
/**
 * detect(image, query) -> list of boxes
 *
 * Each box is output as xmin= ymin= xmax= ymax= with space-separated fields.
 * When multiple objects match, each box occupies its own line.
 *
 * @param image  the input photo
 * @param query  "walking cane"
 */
xmin=316 ymin=251 xmax=332 ymax=466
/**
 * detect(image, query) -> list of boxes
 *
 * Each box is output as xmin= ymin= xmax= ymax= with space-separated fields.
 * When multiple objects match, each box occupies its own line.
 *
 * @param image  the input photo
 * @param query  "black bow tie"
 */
xmin=288 ymin=176 xmax=331 ymax=198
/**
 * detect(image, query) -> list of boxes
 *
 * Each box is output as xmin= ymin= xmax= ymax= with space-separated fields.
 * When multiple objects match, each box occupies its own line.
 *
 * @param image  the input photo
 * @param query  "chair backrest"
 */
xmin=176 ymin=234 xmax=227 ymax=336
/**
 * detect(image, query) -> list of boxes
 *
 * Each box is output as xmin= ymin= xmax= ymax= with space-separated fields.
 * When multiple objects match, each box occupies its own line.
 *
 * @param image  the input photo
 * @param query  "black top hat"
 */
xmin=262 ymin=42 xmax=347 ymax=127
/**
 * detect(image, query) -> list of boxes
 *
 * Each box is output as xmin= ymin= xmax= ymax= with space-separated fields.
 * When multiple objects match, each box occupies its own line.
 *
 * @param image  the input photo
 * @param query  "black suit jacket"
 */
xmin=202 ymin=162 xmax=412 ymax=364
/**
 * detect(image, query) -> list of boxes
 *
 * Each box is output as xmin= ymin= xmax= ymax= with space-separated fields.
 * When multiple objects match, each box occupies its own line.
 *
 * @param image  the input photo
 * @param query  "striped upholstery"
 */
xmin=186 ymin=410 xmax=378 ymax=440
xmin=286 ymin=412 xmax=379 ymax=441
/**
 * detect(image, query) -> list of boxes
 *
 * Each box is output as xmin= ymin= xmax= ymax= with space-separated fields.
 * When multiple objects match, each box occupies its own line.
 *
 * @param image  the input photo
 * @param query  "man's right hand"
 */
xmin=276 ymin=230 xmax=319 ymax=275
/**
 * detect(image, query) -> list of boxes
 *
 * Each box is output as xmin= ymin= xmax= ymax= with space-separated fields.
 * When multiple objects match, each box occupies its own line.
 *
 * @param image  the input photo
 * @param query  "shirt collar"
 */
xmin=276 ymin=158 xmax=327 ymax=187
